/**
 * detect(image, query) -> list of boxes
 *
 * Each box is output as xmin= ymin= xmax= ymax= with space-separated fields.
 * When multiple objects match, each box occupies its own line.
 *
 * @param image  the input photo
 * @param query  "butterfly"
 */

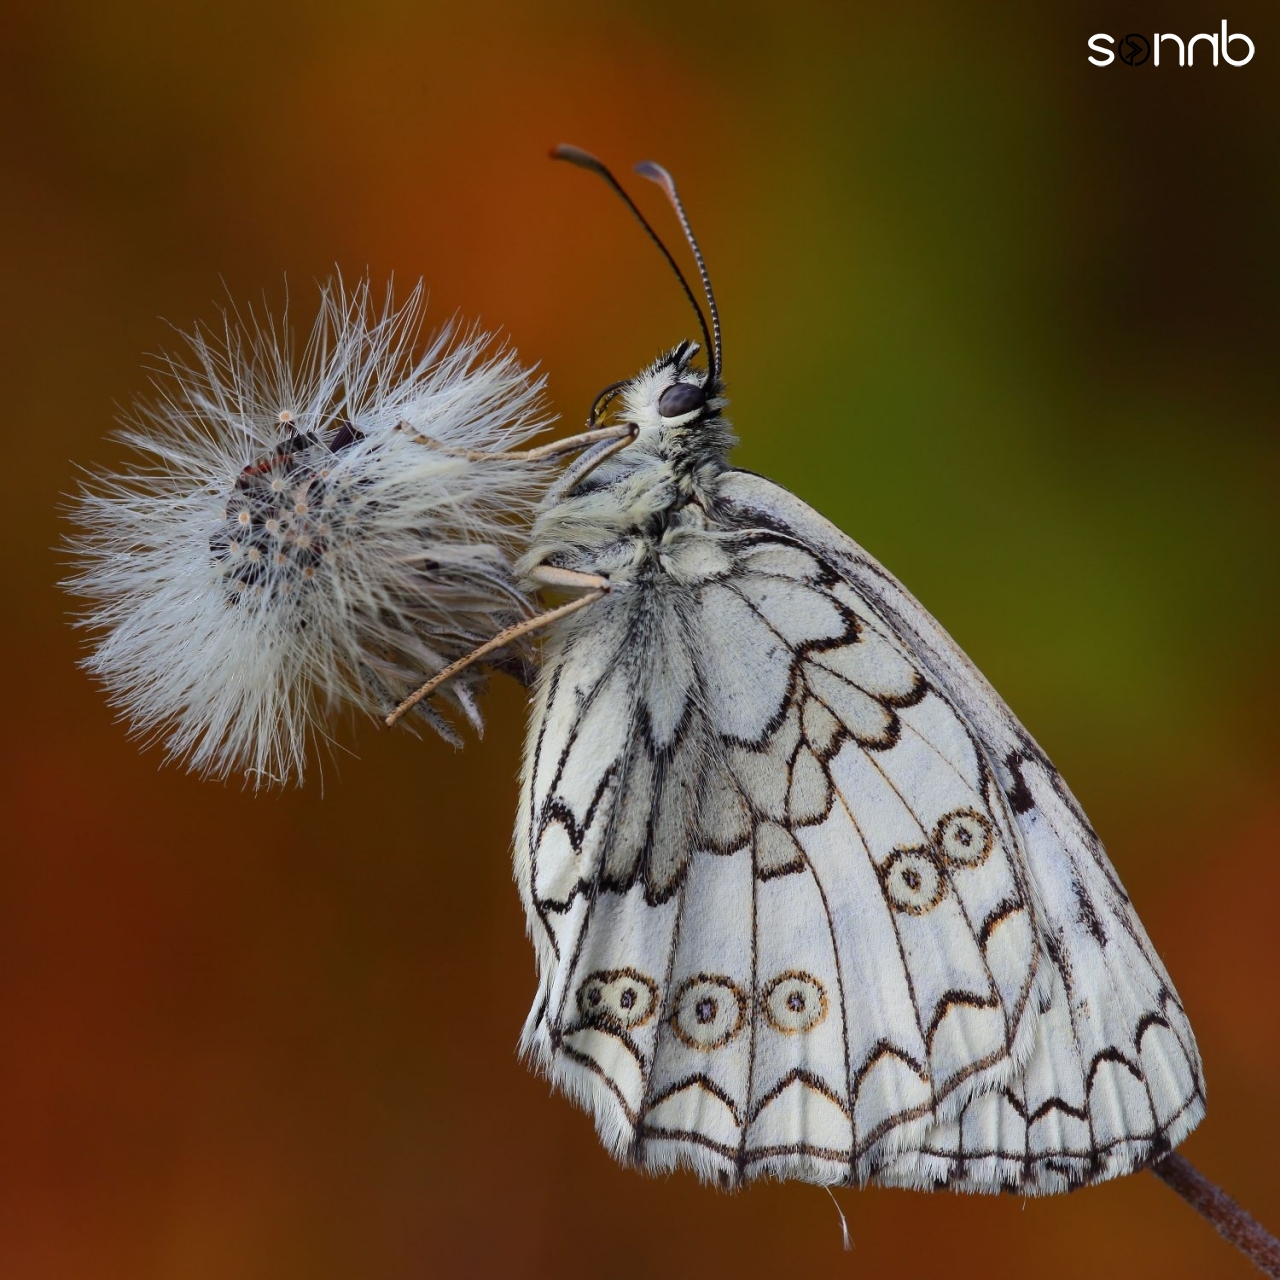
xmin=396 ymin=146 xmax=1205 ymax=1192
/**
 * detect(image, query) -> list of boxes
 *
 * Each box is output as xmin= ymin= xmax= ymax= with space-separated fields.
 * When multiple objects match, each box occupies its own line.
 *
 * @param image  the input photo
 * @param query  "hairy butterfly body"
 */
xmin=512 ymin=149 xmax=1203 ymax=1192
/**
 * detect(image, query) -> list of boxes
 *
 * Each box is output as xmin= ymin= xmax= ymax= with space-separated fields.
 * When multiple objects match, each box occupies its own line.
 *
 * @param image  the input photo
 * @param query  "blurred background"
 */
xmin=3 ymin=1 xmax=1276 ymax=1276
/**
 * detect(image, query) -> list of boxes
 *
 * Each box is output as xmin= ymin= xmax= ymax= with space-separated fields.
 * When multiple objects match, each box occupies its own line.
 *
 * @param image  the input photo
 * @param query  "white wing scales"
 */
xmin=514 ymin=469 xmax=1203 ymax=1192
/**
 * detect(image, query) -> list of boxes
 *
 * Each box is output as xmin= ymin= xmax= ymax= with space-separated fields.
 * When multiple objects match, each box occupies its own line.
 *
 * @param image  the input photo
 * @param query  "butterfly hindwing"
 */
xmin=513 ymin=467 xmax=1199 ymax=1191
xmin=710 ymin=470 xmax=1205 ymax=1189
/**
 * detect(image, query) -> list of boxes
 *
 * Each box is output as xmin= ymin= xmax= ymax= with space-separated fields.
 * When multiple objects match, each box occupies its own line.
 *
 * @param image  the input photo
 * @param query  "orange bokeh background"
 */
xmin=3 ymin=3 xmax=1277 ymax=1277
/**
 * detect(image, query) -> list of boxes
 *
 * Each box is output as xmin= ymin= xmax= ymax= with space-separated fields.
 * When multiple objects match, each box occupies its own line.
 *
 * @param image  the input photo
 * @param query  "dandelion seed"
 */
xmin=64 ymin=277 xmax=554 ymax=786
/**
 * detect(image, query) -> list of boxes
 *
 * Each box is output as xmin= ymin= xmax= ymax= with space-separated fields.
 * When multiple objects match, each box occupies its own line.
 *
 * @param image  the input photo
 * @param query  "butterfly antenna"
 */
xmin=551 ymin=144 xmax=716 ymax=379
xmin=634 ymin=160 xmax=720 ymax=380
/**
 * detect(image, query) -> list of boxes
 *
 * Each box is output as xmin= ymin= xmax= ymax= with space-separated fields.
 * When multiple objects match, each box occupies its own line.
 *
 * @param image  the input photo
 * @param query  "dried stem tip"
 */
xmin=64 ymin=277 xmax=555 ymax=786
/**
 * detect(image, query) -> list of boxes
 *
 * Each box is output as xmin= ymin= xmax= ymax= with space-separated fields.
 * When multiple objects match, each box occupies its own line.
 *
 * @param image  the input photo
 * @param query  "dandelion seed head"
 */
xmin=64 ymin=277 xmax=554 ymax=787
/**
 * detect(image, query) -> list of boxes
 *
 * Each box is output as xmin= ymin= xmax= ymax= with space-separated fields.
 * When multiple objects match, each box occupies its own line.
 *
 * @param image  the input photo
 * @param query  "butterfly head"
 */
xmin=588 ymin=340 xmax=733 ymax=470
xmin=553 ymin=146 xmax=733 ymax=471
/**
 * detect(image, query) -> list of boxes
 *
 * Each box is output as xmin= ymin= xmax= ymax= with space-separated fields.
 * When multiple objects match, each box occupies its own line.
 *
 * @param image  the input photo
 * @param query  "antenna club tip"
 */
xmin=550 ymin=143 xmax=601 ymax=169
xmin=634 ymin=160 xmax=674 ymax=188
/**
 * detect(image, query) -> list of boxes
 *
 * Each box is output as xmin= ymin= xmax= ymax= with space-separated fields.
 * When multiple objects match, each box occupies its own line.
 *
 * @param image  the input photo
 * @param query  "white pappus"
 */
xmin=65 ymin=277 xmax=556 ymax=786
xmin=431 ymin=147 xmax=1205 ymax=1195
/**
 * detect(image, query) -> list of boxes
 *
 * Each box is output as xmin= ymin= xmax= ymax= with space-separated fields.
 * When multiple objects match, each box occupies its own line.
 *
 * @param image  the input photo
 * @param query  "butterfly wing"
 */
xmin=514 ymin=469 xmax=1204 ymax=1192
xmin=714 ymin=471 xmax=1205 ymax=1190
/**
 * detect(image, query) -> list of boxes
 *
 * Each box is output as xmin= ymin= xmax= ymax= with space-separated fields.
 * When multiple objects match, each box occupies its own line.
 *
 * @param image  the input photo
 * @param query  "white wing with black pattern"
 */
xmin=513 ymin=466 xmax=1204 ymax=1192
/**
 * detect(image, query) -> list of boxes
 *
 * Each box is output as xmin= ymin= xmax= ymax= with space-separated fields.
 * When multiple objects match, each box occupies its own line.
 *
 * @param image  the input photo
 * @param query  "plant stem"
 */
xmin=1151 ymin=1154 xmax=1280 ymax=1278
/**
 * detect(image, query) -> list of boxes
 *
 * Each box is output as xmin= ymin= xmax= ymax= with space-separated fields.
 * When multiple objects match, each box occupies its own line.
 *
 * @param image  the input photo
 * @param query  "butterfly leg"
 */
xmin=525 ymin=565 xmax=612 ymax=594
xmin=384 ymin=571 xmax=610 ymax=728
xmin=397 ymin=422 xmax=634 ymax=463
xmin=542 ymin=422 xmax=640 ymax=501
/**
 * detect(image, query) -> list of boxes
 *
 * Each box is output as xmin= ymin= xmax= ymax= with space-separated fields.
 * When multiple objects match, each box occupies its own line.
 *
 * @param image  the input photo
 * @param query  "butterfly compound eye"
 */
xmin=657 ymin=382 xmax=706 ymax=419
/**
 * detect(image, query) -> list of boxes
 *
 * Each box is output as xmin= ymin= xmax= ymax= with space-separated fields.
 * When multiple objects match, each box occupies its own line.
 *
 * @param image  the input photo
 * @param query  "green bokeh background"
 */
xmin=3 ymin=3 xmax=1276 ymax=1277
